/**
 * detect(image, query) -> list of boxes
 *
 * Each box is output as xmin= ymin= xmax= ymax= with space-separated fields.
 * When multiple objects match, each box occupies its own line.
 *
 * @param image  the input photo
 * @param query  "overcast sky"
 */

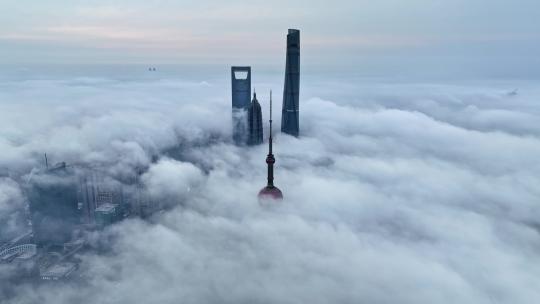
xmin=1 ymin=0 xmax=539 ymax=76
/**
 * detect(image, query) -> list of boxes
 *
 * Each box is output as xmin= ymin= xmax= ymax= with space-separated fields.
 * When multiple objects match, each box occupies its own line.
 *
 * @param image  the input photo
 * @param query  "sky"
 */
xmin=1 ymin=0 xmax=540 ymax=76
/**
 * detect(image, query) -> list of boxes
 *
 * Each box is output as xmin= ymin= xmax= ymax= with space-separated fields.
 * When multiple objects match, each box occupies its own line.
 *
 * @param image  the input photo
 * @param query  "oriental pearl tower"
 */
xmin=258 ymin=91 xmax=283 ymax=201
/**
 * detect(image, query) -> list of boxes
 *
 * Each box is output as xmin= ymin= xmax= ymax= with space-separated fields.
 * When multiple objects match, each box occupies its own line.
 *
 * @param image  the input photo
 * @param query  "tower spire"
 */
xmin=269 ymin=90 xmax=273 ymax=155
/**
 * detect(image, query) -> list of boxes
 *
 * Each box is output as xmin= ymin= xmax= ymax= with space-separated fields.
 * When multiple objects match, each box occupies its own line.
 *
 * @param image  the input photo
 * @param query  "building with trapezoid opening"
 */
xmin=231 ymin=66 xmax=251 ymax=145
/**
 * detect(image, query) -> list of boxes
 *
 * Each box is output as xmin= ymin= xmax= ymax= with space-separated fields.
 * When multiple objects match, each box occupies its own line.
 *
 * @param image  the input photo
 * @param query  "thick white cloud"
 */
xmin=1 ymin=70 xmax=540 ymax=303
xmin=142 ymin=158 xmax=205 ymax=201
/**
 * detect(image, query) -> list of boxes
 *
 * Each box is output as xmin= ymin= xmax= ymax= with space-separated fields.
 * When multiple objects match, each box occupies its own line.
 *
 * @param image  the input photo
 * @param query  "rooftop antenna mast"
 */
xmin=269 ymin=90 xmax=273 ymax=155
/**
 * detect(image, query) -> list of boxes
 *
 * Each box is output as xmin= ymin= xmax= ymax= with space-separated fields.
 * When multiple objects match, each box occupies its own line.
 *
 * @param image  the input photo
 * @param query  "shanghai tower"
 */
xmin=281 ymin=29 xmax=300 ymax=137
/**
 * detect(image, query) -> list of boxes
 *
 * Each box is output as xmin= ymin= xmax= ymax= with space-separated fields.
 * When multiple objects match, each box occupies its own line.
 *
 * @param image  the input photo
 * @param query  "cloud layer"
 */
xmin=1 ymin=68 xmax=540 ymax=303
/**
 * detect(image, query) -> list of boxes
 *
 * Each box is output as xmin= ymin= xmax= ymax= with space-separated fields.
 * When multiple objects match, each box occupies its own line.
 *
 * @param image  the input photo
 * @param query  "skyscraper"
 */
xmin=248 ymin=92 xmax=263 ymax=145
xmin=231 ymin=66 xmax=251 ymax=145
xmin=281 ymin=29 xmax=300 ymax=137
xmin=28 ymin=162 xmax=79 ymax=246
xmin=78 ymin=169 xmax=126 ymax=225
xmin=259 ymin=91 xmax=283 ymax=202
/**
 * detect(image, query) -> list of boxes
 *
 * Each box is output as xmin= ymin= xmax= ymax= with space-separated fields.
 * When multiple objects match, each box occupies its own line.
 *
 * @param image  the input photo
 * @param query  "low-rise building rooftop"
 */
xmin=40 ymin=262 xmax=76 ymax=281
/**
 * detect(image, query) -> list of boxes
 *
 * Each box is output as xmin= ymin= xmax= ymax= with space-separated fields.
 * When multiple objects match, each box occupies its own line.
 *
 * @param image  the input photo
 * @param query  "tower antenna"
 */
xmin=269 ymin=90 xmax=273 ymax=155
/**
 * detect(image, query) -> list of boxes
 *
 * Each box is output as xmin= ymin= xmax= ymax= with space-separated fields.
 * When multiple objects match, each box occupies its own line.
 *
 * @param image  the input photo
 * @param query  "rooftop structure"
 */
xmin=40 ymin=262 xmax=76 ymax=281
xmin=0 ymin=244 xmax=37 ymax=263
xmin=95 ymin=203 xmax=121 ymax=227
xmin=0 ymin=231 xmax=33 ymax=253
xmin=281 ymin=29 xmax=300 ymax=137
xmin=95 ymin=203 xmax=117 ymax=213
xmin=0 ymin=244 xmax=39 ymax=281
xmin=259 ymin=91 xmax=283 ymax=202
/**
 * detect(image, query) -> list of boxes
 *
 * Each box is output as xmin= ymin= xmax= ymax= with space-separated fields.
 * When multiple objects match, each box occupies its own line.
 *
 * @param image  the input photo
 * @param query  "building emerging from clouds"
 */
xmin=248 ymin=92 xmax=263 ymax=145
xmin=231 ymin=66 xmax=251 ymax=145
xmin=281 ymin=29 xmax=300 ymax=137
xmin=79 ymin=171 xmax=126 ymax=226
xmin=28 ymin=162 xmax=79 ymax=246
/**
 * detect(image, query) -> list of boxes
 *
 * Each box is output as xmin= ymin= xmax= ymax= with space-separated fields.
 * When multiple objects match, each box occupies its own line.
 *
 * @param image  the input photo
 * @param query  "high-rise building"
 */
xmin=248 ymin=92 xmax=263 ymax=145
xmin=78 ymin=175 xmax=96 ymax=225
xmin=231 ymin=66 xmax=251 ymax=145
xmin=78 ymin=170 xmax=125 ymax=225
xmin=259 ymin=91 xmax=283 ymax=202
xmin=281 ymin=29 xmax=300 ymax=137
xmin=28 ymin=162 xmax=79 ymax=246
xmin=95 ymin=203 xmax=121 ymax=228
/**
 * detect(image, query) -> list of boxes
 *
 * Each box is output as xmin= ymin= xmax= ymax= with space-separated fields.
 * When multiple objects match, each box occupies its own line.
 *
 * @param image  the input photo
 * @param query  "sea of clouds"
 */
xmin=1 ymin=66 xmax=539 ymax=303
